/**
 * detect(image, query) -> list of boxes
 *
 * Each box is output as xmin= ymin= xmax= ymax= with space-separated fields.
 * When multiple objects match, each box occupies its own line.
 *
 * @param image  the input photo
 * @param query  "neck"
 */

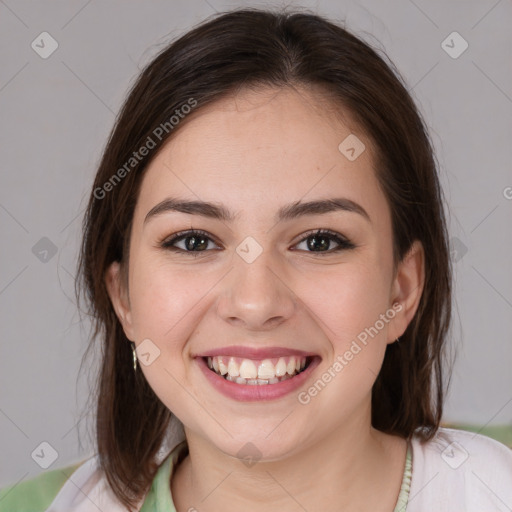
xmin=171 ymin=407 xmax=408 ymax=512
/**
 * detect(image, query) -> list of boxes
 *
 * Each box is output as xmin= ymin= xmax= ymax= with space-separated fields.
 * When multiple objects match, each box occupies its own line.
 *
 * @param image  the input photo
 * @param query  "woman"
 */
xmin=1 ymin=7 xmax=511 ymax=512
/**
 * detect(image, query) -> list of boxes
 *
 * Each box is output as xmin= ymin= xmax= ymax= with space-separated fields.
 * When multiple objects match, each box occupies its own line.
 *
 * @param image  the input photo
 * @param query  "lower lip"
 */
xmin=195 ymin=356 xmax=321 ymax=402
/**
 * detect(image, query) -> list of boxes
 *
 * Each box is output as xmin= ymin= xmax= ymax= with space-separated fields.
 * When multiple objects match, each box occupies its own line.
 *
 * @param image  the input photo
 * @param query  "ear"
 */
xmin=105 ymin=261 xmax=136 ymax=342
xmin=387 ymin=240 xmax=425 ymax=344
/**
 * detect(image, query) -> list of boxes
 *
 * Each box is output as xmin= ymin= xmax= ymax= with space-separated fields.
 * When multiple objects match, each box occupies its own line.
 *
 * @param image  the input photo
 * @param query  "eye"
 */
xmin=160 ymin=229 xmax=221 ymax=255
xmin=160 ymin=228 xmax=355 ymax=256
xmin=293 ymin=229 xmax=356 ymax=254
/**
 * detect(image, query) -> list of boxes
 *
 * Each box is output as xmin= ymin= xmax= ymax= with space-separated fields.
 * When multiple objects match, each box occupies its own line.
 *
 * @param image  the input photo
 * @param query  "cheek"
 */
xmin=302 ymin=266 xmax=392 ymax=415
xmin=128 ymin=259 xmax=201 ymax=340
xmin=302 ymin=259 xmax=392 ymax=346
xmin=127 ymin=263 xmax=204 ymax=412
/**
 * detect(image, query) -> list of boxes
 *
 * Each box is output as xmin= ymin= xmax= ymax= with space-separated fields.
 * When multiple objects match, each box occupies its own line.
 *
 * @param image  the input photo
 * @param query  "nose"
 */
xmin=215 ymin=249 xmax=297 ymax=331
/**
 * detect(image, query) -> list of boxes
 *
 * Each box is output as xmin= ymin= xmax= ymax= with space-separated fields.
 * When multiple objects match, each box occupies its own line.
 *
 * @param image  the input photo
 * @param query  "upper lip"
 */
xmin=195 ymin=346 xmax=319 ymax=359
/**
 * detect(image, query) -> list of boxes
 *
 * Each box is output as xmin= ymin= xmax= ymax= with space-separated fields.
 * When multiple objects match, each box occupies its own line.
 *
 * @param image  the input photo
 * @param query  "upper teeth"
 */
xmin=207 ymin=356 xmax=307 ymax=380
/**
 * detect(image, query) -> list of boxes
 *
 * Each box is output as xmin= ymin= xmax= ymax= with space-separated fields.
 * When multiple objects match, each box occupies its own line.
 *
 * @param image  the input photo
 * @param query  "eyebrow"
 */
xmin=144 ymin=196 xmax=371 ymax=225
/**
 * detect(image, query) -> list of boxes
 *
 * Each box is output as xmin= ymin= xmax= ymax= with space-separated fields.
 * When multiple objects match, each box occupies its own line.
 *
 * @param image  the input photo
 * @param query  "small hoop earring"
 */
xmin=131 ymin=342 xmax=138 ymax=372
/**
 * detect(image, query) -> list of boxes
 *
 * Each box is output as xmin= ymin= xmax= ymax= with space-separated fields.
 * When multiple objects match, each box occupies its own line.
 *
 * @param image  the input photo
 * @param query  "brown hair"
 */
xmin=76 ymin=7 xmax=453 ymax=509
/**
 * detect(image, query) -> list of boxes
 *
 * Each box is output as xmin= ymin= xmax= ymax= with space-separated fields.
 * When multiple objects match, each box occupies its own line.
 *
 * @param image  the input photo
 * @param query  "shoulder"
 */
xmin=0 ymin=459 xmax=85 ymax=512
xmin=413 ymin=426 xmax=512 ymax=469
xmin=407 ymin=426 xmax=512 ymax=511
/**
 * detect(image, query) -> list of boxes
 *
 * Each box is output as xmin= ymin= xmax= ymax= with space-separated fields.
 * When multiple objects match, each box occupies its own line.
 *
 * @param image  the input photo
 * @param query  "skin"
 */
xmin=106 ymin=85 xmax=424 ymax=512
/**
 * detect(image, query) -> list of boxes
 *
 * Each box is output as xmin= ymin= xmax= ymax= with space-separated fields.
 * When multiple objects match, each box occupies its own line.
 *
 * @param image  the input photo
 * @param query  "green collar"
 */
xmin=140 ymin=440 xmax=188 ymax=512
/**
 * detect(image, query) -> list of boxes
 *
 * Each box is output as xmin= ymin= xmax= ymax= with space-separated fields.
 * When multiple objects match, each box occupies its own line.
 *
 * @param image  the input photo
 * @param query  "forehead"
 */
xmin=160 ymin=85 xmax=370 ymax=166
xmin=134 ymin=85 xmax=385 ymax=225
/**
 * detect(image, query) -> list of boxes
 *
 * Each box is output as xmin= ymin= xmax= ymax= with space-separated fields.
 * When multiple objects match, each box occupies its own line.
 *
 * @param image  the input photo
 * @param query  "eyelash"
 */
xmin=160 ymin=228 xmax=356 ymax=256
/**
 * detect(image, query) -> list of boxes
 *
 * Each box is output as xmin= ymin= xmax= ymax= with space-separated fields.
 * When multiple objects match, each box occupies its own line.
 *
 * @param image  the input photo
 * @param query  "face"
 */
xmin=106 ymin=86 xmax=423 ymax=460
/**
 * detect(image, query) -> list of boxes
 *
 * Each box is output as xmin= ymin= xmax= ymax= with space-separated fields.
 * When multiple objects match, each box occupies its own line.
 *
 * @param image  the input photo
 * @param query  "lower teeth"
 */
xmin=215 ymin=370 xmax=304 ymax=385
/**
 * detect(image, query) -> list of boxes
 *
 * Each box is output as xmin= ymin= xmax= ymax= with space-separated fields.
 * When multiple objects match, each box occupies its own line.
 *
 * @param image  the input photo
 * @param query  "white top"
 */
xmin=45 ymin=427 xmax=512 ymax=511
xmin=406 ymin=427 xmax=512 ymax=511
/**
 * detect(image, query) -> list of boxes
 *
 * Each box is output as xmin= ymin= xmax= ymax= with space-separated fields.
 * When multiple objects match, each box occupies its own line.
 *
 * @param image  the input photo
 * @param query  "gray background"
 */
xmin=1 ymin=0 xmax=511 ymax=487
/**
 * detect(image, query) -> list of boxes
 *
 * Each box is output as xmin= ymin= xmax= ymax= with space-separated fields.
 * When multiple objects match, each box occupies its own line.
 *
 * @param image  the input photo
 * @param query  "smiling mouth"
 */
xmin=203 ymin=355 xmax=313 ymax=385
